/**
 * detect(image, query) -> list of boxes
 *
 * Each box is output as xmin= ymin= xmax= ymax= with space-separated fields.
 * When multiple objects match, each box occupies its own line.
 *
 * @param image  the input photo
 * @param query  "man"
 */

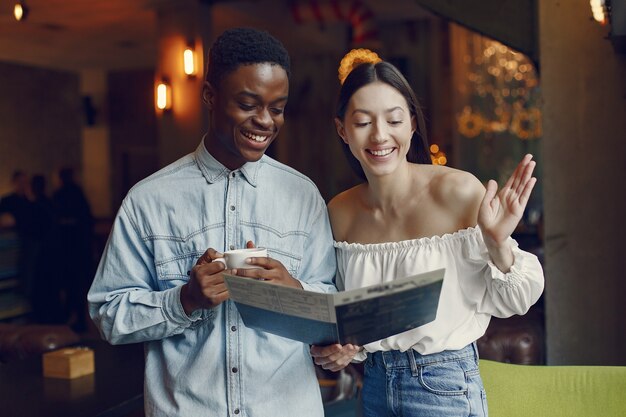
xmin=0 ymin=170 xmax=36 ymax=298
xmin=88 ymin=28 xmax=336 ymax=417
xmin=53 ymin=167 xmax=94 ymax=332
xmin=0 ymin=171 xmax=30 ymax=227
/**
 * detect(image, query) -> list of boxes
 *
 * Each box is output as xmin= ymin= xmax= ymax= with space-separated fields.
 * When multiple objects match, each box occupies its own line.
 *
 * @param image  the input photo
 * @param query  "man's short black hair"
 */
xmin=206 ymin=27 xmax=291 ymax=88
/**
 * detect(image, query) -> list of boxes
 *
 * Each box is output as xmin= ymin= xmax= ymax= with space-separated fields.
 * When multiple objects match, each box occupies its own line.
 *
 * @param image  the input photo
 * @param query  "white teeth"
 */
xmin=242 ymin=131 xmax=268 ymax=142
xmin=369 ymin=148 xmax=394 ymax=156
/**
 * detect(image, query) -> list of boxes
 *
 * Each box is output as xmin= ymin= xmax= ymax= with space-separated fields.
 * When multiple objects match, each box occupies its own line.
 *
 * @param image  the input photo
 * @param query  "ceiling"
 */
xmin=0 ymin=0 xmax=157 ymax=71
xmin=0 ymin=0 xmax=432 ymax=72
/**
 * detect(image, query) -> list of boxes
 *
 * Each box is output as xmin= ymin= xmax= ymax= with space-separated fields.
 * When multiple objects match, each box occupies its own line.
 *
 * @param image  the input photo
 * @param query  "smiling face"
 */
xmin=203 ymin=63 xmax=289 ymax=170
xmin=336 ymin=81 xmax=416 ymax=179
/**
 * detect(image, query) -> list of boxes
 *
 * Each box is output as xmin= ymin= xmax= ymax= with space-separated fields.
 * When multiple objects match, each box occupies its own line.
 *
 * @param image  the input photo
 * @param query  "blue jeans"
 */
xmin=362 ymin=343 xmax=488 ymax=417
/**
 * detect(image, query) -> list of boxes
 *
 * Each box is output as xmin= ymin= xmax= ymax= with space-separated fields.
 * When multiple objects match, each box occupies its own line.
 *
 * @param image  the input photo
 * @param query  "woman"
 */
xmin=310 ymin=61 xmax=544 ymax=416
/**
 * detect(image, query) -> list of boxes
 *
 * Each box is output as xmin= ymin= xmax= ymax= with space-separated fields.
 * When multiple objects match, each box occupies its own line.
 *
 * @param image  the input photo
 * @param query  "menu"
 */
xmin=223 ymin=268 xmax=445 ymax=346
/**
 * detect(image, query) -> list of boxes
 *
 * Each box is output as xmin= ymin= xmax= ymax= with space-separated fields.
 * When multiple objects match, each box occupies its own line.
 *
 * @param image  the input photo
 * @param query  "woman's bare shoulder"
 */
xmin=328 ymin=185 xmax=363 ymax=241
xmin=428 ymin=165 xmax=485 ymax=221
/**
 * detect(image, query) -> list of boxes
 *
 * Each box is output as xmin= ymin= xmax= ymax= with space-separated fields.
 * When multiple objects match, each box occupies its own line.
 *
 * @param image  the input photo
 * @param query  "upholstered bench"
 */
xmin=0 ymin=323 xmax=79 ymax=363
xmin=480 ymin=359 xmax=626 ymax=417
xmin=477 ymin=308 xmax=545 ymax=365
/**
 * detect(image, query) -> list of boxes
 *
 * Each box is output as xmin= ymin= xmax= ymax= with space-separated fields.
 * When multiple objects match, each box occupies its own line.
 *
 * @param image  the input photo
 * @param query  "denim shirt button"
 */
xmin=230 ymin=205 xmax=235 ymax=211
xmin=229 ymin=245 xmax=235 ymax=250
xmin=231 ymin=326 xmax=237 ymax=331
xmin=234 ymin=409 xmax=240 ymax=415
xmin=232 ymin=367 xmax=238 ymax=373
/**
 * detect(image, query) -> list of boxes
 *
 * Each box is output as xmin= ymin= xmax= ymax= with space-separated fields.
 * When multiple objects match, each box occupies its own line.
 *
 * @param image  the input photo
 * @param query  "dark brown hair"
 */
xmin=336 ymin=61 xmax=431 ymax=180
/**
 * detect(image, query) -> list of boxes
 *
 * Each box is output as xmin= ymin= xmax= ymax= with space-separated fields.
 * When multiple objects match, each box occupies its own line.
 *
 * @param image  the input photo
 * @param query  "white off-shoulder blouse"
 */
xmin=334 ymin=226 xmax=544 ymax=359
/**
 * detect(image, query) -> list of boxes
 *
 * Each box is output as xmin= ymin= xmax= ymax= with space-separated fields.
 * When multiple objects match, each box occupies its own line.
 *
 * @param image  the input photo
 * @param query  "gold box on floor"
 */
xmin=43 ymin=347 xmax=94 ymax=379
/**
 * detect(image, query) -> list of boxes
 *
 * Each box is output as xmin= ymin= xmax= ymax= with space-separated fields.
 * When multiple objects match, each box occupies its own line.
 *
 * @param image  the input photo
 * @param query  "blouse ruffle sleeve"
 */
xmin=463 ymin=231 xmax=544 ymax=318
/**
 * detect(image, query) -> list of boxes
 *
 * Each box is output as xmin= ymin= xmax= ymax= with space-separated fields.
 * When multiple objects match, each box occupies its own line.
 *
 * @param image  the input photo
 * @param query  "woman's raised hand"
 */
xmin=478 ymin=154 xmax=537 ymax=247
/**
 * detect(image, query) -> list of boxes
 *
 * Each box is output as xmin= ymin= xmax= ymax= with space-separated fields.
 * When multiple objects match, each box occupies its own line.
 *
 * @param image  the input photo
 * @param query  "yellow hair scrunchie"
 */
xmin=338 ymin=48 xmax=382 ymax=84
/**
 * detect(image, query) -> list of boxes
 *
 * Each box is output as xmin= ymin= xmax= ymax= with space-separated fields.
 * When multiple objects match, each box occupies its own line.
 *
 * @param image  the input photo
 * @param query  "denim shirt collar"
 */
xmin=194 ymin=138 xmax=260 ymax=187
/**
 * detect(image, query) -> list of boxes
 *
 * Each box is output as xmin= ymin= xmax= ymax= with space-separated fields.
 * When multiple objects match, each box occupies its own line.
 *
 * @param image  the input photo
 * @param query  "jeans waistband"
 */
xmin=369 ymin=343 xmax=479 ymax=369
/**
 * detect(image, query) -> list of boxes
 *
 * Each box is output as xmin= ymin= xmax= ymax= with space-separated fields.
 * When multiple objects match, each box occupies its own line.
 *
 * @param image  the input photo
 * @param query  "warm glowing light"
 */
xmin=14 ymin=2 xmax=28 ymax=21
xmin=429 ymin=144 xmax=447 ymax=166
xmin=183 ymin=48 xmax=196 ymax=76
xmin=590 ymin=0 xmax=608 ymax=25
xmin=338 ymin=48 xmax=382 ymax=84
xmin=456 ymin=31 xmax=541 ymax=142
xmin=14 ymin=4 xmax=23 ymax=20
xmin=156 ymin=81 xmax=172 ymax=111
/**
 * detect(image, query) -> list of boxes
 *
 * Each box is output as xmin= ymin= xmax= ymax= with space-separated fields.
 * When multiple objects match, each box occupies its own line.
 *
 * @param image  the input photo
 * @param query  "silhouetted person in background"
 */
xmin=30 ymin=174 xmax=55 ymax=240
xmin=0 ymin=171 xmax=30 ymax=228
xmin=0 ymin=170 xmax=37 ymax=300
xmin=52 ymin=167 xmax=94 ymax=332
xmin=30 ymin=174 xmax=63 ymax=323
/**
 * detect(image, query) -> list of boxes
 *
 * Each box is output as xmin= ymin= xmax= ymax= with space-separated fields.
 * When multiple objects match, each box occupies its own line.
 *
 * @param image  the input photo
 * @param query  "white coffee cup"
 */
xmin=214 ymin=247 xmax=268 ymax=270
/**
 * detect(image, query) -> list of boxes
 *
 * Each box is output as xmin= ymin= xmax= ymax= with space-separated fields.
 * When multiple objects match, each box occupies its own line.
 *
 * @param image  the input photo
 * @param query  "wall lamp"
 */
xmin=183 ymin=44 xmax=198 ymax=76
xmin=156 ymin=78 xmax=172 ymax=111
xmin=590 ymin=0 xmax=609 ymax=25
xmin=14 ymin=1 xmax=29 ymax=22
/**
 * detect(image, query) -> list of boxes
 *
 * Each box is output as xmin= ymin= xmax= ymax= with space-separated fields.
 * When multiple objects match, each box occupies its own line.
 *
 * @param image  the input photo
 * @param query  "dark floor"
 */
xmin=324 ymin=398 xmax=362 ymax=417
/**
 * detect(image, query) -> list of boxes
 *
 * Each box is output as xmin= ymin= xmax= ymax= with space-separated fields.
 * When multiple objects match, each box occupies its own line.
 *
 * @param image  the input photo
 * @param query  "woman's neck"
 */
xmin=363 ymin=162 xmax=418 ymax=213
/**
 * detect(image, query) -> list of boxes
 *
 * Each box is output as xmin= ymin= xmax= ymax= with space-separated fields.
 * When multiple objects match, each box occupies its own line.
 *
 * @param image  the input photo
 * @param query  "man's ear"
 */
xmin=202 ymin=81 xmax=215 ymax=110
xmin=334 ymin=118 xmax=348 ymax=144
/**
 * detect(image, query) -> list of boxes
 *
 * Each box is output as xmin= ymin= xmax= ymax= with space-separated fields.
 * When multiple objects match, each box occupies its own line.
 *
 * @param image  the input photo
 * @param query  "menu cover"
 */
xmin=223 ymin=268 xmax=445 ymax=346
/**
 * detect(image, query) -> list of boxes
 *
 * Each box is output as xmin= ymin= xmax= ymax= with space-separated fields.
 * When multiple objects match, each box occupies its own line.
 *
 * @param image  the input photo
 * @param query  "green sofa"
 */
xmin=480 ymin=359 xmax=626 ymax=417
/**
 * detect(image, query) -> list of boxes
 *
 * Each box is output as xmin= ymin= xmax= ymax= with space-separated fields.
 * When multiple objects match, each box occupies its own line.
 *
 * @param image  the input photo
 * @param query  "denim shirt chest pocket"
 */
xmin=151 ymin=226 xmax=222 ymax=324
xmin=239 ymin=220 xmax=306 ymax=278
xmin=155 ymin=251 xmax=203 ymax=287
